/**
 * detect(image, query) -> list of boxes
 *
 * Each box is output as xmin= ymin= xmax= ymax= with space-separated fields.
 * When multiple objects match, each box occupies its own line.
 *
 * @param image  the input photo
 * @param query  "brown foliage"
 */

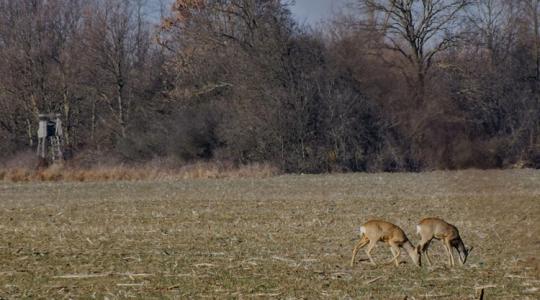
xmin=0 ymin=0 xmax=538 ymax=173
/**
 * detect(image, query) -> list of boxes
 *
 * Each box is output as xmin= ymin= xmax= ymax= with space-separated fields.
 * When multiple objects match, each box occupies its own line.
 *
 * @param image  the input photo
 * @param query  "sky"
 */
xmin=151 ymin=0 xmax=347 ymax=25
xmin=289 ymin=0 xmax=347 ymax=25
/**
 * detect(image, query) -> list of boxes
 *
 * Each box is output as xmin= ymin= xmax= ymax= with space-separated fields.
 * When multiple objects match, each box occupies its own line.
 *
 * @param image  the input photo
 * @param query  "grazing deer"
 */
xmin=350 ymin=220 xmax=421 ymax=267
xmin=416 ymin=217 xmax=471 ymax=267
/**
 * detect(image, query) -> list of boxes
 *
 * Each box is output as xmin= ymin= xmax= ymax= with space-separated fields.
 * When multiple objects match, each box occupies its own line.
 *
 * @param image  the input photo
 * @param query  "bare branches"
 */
xmin=365 ymin=0 xmax=468 ymax=62
xmin=0 ymin=0 xmax=537 ymax=170
xmin=359 ymin=0 xmax=469 ymax=104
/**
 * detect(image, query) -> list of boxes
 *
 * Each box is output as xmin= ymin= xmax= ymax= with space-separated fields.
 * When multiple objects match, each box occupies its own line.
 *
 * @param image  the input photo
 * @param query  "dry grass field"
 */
xmin=0 ymin=169 xmax=538 ymax=299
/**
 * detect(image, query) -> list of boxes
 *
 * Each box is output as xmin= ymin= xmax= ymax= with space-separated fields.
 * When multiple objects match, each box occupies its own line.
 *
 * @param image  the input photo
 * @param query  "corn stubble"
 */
xmin=0 ymin=169 xmax=538 ymax=298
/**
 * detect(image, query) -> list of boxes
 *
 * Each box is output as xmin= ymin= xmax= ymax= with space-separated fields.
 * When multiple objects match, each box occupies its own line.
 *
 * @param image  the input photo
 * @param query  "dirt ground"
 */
xmin=0 ymin=169 xmax=538 ymax=298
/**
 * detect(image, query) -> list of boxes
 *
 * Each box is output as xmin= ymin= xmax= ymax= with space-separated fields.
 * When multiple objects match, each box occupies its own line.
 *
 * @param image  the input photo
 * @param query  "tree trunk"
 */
xmin=91 ymin=99 xmax=96 ymax=146
xmin=416 ymin=66 xmax=426 ymax=107
xmin=534 ymin=1 xmax=540 ymax=83
xmin=62 ymin=78 xmax=71 ymax=146
xmin=26 ymin=118 xmax=33 ymax=147
xmin=117 ymin=77 xmax=126 ymax=138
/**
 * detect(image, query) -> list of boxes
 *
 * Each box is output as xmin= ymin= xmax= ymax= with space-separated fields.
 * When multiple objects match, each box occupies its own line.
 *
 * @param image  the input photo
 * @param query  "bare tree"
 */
xmin=519 ymin=0 xmax=540 ymax=82
xmin=0 ymin=0 xmax=537 ymax=170
xmin=0 ymin=0 xmax=66 ymax=146
xmin=465 ymin=0 xmax=513 ymax=60
xmin=82 ymin=0 xmax=152 ymax=139
xmin=359 ymin=0 xmax=469 ymax=104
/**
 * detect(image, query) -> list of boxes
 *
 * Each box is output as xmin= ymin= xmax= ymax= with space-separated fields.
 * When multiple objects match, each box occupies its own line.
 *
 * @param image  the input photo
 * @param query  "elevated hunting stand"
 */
xmin=37 ymin=113 xmax=64 ymax=164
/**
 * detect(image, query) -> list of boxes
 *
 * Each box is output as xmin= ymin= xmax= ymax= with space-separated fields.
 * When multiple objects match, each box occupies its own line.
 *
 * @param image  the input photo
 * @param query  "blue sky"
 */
xmin=151 ymin=0 xmax=346 ymax=24
xmin=289 ymin=0 xmax=346 ymax=24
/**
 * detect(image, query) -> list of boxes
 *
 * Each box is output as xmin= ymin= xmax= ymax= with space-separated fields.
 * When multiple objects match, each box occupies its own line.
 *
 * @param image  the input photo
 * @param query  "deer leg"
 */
xmin=351 ymin=237 xmax=369 ymax=267
xmin=419 ymin=239 xmax=433 ymax=266
xmin=442 ymin=242 xmax=450 ymax=266
xmin=444 ymin=240 xmax=455 ymax=267
xmin=366 ymin=240 xmax=378 ymax=266
xmin=387 ymin=246 xmax=397 ymax=265
xmin=386 ymin=243 xmax=401 ymax=267
xmin=449 ymin=247 xmax=456 ymax=267
xmin=444 ymin=244 xmax=452 ymax=266
xmin=424 ymin=246 xmax=433 ymax=266
xmin=418 ymin=238 xmax=433 ymax=266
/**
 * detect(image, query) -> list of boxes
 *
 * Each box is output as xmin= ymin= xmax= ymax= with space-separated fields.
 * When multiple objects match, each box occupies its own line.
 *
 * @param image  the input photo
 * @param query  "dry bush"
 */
xmin=0 ymin=161 xmax=280 ymax=182
xmin=2 ymin=168 xmax=32 ymax=182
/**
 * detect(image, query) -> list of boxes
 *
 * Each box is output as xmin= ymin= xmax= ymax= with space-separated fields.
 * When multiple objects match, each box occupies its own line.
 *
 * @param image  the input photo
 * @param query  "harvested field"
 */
xmin=0 ymin=169 xmax=538 ymax=298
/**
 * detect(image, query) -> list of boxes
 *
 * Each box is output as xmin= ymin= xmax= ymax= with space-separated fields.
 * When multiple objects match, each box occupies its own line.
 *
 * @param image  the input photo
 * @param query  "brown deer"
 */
xmin=350 ymin=220 xmax=421 ymax=267
xmin=416 ymin=217 xmax=471 ymax=267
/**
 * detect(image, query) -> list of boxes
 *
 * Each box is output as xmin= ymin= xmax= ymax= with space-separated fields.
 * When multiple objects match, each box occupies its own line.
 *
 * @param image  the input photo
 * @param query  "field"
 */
xmin=0 ymin=169 xmax=538 ymax=299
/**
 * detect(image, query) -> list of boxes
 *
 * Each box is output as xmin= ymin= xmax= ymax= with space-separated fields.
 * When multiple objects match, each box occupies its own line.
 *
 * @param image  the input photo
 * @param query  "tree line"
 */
xmin=0 ymin=0 xmax=538 ymax=172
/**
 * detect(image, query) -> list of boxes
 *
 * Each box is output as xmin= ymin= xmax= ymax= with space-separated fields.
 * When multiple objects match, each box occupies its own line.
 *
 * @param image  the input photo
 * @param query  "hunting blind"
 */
xmin=37 ymin=113 xmax=64 ymax=162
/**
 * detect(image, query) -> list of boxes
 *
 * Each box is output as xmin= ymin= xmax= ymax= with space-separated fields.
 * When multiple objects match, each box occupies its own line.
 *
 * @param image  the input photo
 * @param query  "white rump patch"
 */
xmin=416 ymin=225 xmax=421 ymax=234
xmin=360 ymin=226 xmax=366 ymax=234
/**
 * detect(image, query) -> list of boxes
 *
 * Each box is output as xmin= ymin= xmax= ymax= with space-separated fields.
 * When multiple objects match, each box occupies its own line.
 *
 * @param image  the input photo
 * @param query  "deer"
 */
xmin=416 ymin=217 xmax=471 ymax=267
xmin=350 ymin=220 xmax=421 ymax=267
